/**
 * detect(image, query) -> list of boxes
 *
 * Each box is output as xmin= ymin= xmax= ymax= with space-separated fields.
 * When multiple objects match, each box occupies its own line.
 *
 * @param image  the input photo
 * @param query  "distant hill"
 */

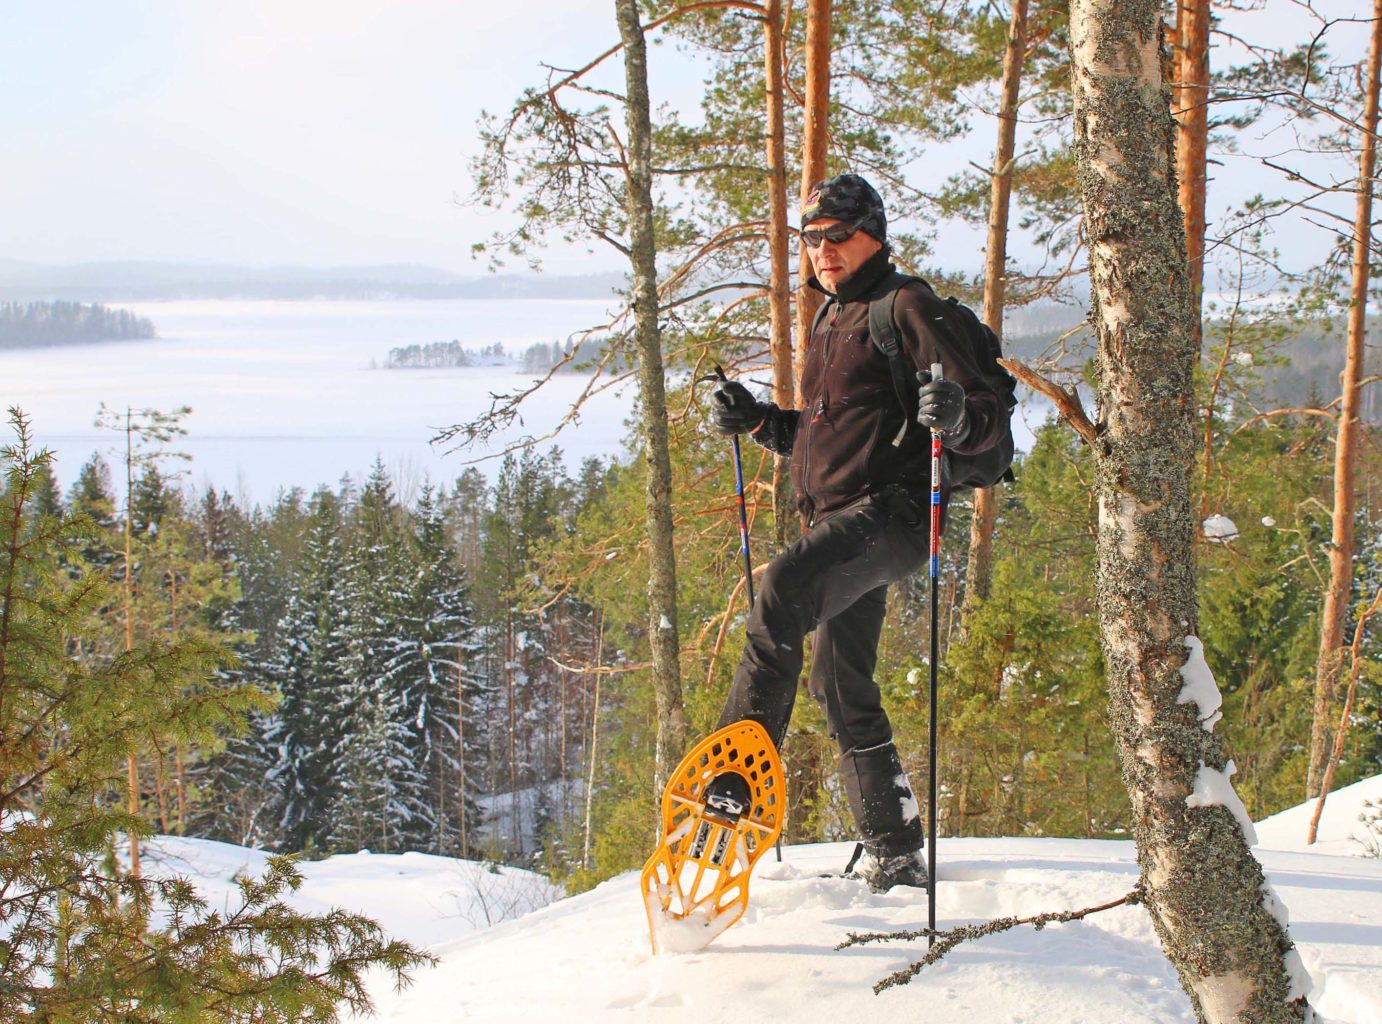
xmin=998 ymin=299 xmax=1378 ymax=424
xmin=0 ymin=260 xmax=626 ymax=302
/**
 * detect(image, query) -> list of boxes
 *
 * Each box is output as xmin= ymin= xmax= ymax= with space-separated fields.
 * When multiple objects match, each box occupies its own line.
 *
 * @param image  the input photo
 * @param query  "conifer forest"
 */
xmin=4 ymin=1 xmax=1381 ymax=1021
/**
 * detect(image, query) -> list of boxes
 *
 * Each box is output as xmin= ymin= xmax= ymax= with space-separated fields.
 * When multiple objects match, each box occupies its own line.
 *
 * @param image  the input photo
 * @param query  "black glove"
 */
xmin=916 ymin=374 xmax=967 ymax=437
xmin=710 ymin=381 xmax=767 ymax=436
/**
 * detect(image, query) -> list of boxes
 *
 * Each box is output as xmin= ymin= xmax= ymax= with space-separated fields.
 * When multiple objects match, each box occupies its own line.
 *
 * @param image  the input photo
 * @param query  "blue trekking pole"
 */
xmin=706 ymin=364 xmax=778 ymax=861
xmin=711 ymin=364 xmax=755 ymax=608
xmin=926 ymin=362 xmax=943 ymax=948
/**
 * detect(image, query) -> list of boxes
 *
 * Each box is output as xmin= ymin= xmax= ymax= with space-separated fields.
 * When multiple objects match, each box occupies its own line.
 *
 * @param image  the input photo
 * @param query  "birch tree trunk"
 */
xmin=961 ymin=0 xmax=1028 ymax=625
xmin=793 ymin=0 xmax=832 ymax=392
xmin=764 ymin=0 xmax=795 ymax=547
xmin=1069 ymin=3 xmax=1306 ymax=1021
xmin=1307 ymin=0 xmax=1381 ymax=799
xmin=615 ymin=0 xmax=687 ymax=784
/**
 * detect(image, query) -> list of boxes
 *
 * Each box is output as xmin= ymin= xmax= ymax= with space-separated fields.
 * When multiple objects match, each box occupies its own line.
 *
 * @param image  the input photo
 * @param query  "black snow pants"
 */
xmin=716 ymin=490 xmax=929 ymax=857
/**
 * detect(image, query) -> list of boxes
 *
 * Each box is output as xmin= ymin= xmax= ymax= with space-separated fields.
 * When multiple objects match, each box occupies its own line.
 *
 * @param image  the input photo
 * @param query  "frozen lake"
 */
xmin=1 ymin=299 xmax=634 ymax=504
xmin=2 ymin=297 xmax=1045 ymax=506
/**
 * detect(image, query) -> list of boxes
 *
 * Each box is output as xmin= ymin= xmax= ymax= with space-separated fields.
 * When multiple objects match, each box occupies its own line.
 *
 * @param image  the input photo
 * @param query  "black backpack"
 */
xmin=812 ymin=271 xmax=1018 ymax=492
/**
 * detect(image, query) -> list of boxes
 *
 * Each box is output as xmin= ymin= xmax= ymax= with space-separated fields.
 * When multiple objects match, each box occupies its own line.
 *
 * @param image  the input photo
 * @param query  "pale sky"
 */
xmin=2 ymin=1 xmax=1370 ymax=281
xmin=2 ymin=0 xmax=641 ymax=274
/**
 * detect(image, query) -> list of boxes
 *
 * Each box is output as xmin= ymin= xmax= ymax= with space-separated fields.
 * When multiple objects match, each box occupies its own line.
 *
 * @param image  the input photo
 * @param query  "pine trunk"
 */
xmin=1307 ymin=0 xmax=1381 ymax=798
xmin=615 ymin=0 xmax=687 ymax=784
xmin=457 ymin=658 xmax=469 ymax=859
xmin=962 ymin=0 xmax=1027 ymax=625
xmin=793 ymin=0 xmax=832 ymax=393
xmin=507 ymin=619 xmax=519 ymax=857
xmin=582 ymin=615 xmax=605 ymax=869
xmin=1069 ymin=3 xmax=1306 ymax=1021
xmin=123 ymin=411 xmax=140 ymax=878
xmin=764 ymin=0 xmax=795 ymax=548
xmin=1175 ymin=0 xmax=1210 ymax=349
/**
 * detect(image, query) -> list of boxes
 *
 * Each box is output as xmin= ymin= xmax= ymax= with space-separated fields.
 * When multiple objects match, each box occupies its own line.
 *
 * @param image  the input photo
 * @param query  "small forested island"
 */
xmin=381 ymin=338 xmax=588 ymax=373
xmin=0 ymin=300 xmax=156 ymax=348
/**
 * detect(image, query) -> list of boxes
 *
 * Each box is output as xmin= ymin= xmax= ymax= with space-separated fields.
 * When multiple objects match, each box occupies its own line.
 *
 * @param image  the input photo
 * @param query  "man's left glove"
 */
xmin=917 ymin=375 xmax=967 ymax=438
xmin=710 ymin=381 xmax=768 ymax=436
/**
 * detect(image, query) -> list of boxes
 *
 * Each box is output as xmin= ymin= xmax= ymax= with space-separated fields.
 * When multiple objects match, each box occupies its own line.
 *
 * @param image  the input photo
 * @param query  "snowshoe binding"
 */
xmin=640 ymin=720 xmax=784 ymax=953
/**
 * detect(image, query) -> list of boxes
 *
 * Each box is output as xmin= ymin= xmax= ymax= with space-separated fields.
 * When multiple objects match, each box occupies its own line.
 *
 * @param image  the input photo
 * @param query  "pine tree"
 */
xmin=66 ymin=453 xmax=119 ymax=570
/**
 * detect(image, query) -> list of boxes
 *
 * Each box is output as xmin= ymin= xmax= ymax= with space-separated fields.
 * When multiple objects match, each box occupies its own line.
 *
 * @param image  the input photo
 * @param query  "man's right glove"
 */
xmin=710 ymin=380 xmax=767 ymax=436
xmin=916 ymin=374 xmax=968 ymax=438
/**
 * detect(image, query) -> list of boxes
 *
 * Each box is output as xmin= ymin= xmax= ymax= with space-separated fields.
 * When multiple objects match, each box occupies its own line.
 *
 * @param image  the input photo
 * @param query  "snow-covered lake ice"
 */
xmin=0 ymin=298 xmax=634 ymax=503
xmin=1 ymin=297 xmax=1044 ymax=505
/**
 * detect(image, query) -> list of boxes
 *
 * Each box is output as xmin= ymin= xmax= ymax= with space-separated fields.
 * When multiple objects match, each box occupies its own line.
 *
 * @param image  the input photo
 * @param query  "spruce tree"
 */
xmin=0 ymin=408 xmax=429 ymax=1021
xmin=329 ymin=460 xmax=429 ymax=853
xmin=384 ymin=482 xmax=485 ymax=854
xmin=268 ymin=486 xmax=351 ymax=853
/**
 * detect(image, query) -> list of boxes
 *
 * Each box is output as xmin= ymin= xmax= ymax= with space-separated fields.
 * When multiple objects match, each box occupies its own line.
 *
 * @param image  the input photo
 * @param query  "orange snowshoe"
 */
xmin=640 ymin=720 xmax=785 ymax=953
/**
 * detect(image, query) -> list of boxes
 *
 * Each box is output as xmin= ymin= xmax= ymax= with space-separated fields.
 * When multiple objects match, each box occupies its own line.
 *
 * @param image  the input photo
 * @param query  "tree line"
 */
xmin=0 ymin=300 xmax=155 ymax=348
xmin=381 ymin=337 xmax=619 ymax=375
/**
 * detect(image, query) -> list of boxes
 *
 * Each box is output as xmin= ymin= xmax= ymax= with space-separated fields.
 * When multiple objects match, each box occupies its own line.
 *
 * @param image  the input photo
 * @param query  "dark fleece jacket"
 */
xmin=750 ymin=247 xmax=1006 ymax=522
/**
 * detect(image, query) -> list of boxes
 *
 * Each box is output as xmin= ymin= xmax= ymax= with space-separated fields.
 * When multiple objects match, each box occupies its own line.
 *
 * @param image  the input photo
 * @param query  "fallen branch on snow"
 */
xmin=836 ymin=883 xmax=1147 ymax=994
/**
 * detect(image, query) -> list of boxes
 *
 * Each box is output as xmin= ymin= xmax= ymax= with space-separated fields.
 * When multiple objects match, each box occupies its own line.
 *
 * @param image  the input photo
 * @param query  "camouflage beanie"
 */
xmin=800 ymin=173 xmax=887 ymax=242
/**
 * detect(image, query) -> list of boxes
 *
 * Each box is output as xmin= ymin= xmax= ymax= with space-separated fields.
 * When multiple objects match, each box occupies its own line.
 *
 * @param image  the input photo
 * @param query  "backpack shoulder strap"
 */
xmin=868 ymin=272 xmax=921 ymax=447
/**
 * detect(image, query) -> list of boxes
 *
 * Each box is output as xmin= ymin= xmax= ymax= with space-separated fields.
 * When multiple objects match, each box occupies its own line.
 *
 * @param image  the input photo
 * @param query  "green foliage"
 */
xmin=0 ymin=408 xmax=432 ymax=1022
xmin=894 ymin=423 xmax=1125 ymax=838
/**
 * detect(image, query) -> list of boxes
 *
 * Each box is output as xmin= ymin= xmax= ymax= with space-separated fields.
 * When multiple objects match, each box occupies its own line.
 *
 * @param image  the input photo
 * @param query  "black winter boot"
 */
xmin=701 ymin=772 xmax=752 ymax=821
xmin=854 ymin=846 xmax=929 ymax=893
xmin=839 ymin=740 xmax=924 ymax=855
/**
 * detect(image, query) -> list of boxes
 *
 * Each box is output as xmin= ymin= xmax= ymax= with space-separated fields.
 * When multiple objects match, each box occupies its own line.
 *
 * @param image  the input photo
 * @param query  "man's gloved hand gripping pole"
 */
xmin=916 ymin=368 xmax=967 ymax=440
xmin=710 ymin=379 xmax=767 ymax=437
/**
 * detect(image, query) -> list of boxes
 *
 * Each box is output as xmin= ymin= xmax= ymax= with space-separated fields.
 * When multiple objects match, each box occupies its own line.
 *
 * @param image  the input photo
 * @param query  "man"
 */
xmin=704 ymin=173 xmax=1007 ymax=891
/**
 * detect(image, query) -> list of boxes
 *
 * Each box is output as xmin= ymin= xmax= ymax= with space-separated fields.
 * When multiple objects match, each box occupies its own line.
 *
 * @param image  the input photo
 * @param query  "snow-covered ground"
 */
xmin=137 ymin=776 xmax=1380 ymax=1023
xmin=140 ymin=835 xmax=561 ymax=949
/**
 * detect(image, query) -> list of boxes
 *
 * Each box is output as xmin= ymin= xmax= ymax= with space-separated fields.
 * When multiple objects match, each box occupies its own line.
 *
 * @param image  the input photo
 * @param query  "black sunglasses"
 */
xmin=801 ymin=220 xmax=863 ymax=248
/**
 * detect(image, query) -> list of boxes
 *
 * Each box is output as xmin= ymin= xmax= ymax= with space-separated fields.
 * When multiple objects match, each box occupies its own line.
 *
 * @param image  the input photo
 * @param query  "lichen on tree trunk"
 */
xmin=615 ymin=0 xmax=687 ymax=783
xmin=1068 ymin=2 xmax=1307 ymax=1021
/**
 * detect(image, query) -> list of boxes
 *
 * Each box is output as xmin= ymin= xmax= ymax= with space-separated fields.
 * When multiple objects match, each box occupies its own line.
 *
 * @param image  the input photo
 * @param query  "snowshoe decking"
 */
xmin=640 ymin=721 xmax=784 ymax=953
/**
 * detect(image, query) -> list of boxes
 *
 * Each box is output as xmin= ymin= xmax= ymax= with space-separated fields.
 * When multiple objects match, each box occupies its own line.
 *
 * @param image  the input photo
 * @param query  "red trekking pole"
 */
xmin=927 ymin=362 xmax=943 ymax=947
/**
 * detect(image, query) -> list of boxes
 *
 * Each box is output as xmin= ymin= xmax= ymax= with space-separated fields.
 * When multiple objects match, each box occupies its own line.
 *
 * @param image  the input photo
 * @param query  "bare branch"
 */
xmin=838 ymin=885 xmax=1147 ymax=993
xmin=999 ymin=357 xmax=1101 ymax=448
